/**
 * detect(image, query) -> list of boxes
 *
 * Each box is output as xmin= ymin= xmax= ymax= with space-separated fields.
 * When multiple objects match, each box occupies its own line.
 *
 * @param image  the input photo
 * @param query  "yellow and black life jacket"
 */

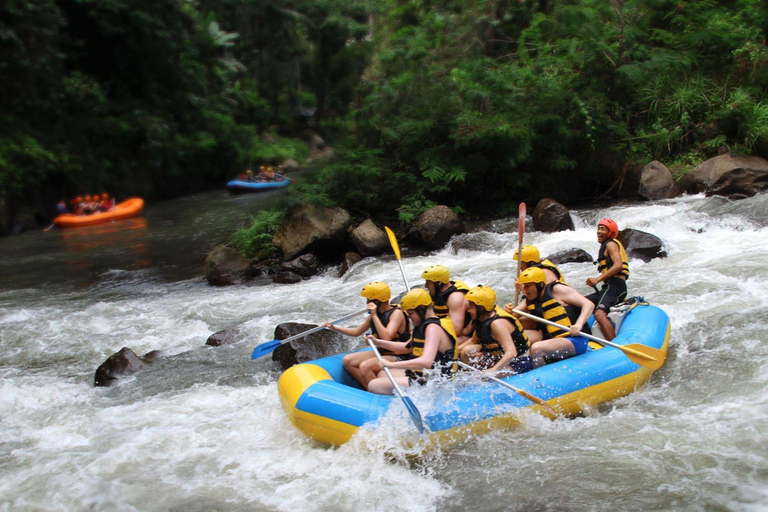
xmin=477 ymin=307 xmax=529 ymax=358
xmin=597 ymin=239 xmax=630 ymax=279
xmin=371 ymin=306 xmax=411 ymax=356
xmin=432 ymin=280 xmax=469 ymax=318
xmin=530 ymin=259 xmax=568 ymax=285
xmin=527 ymin=282 xmax=581 ymax=339
xmin=406 ymin=316 xmax=458 ymax=381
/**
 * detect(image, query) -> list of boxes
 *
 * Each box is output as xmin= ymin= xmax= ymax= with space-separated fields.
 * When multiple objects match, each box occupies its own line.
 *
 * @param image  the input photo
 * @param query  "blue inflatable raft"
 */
xmin=227 ymin=177 xmax=290 ymax=193
xmin=278 ymin=301 xmax=670 ymax=445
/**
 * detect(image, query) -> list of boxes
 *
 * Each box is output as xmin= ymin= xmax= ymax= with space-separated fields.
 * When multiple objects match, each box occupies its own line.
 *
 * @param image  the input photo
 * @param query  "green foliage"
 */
xmin=3 ymin=0 xmax=768 ymax=231
xmin=228 ymin=209 xmax=284 ymax=260
xmin=397 ymin=195 xmax=437 ymax=224
xmin=250 ymin=135 xmax=310 ymax=165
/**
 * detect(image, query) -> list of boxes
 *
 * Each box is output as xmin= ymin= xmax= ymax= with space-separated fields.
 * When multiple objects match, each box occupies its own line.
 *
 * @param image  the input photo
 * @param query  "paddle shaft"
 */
xmin=367 ymin=338 xmax=424 ymax=433
xmin=514 ymin=203 xmax=526 ymax=306
xmin=281 ymin=308 xmax=367 ymax=345
xmin=457 ymin=361 xmax=556 ymax=413
xmin=251 ymin=308 xmax=368 ymax=359
xmin=514 ymin=309 xmax=660 ymax=364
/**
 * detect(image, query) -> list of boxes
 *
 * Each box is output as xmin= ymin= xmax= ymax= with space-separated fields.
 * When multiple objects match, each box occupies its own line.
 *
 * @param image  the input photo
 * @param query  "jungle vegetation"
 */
xmin=2 ymin=0 xmax=767 ymax=234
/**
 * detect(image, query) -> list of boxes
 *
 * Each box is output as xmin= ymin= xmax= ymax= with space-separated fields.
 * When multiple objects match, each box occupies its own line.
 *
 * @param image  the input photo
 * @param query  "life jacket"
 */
xmin=530 ymin=259 xmax=568 ymax=285
xmin=527 ymin=282 xmax=583 ymax=339
xmin=597 ymin=239 xmax=630 ymax=279
xmin=370 ymin=306 xmax=411 ymax=356
xmin=432 ymin=280 xmax=469 ymax=318
xmin=405 ymin=316 xmax=458 ymax=382
xmin=476 ymin=307 xmax=529 ymax=359
xmin=433 ymin=279 xmax=472 ymax=334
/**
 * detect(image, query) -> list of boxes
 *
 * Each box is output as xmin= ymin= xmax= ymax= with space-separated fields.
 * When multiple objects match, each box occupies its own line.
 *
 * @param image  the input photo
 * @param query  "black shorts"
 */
xmin=586 ymin=277 xmax=627 ymax=313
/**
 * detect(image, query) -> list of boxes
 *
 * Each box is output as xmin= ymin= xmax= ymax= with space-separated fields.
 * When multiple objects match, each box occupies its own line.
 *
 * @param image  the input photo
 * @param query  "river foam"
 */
xmin=1 ymin=193 xmax=768 ymax=510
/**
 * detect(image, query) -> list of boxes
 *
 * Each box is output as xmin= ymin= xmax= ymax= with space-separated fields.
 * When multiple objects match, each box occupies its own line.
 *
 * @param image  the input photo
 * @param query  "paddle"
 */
xmin=384 ymin=226 xmax=410 ymax=292
xmin=43 ymin=223 xmax=55 ymax=232
xmin=456 ymin=361 xmax=556 ymax=414
xmin=514 ymin=202 xmax=526 ymax=306
xmin=251 ymin=308 xmax=367 ymax=359
xmin=513 ymin=309 xmax=666 ymax=370
xmin=367 ymin=337 xmax=424 ymax=433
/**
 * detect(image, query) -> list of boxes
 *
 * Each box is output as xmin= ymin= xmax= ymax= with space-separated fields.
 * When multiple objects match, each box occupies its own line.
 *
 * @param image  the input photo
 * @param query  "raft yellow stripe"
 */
xmin=428 ymin=321 xmax=671 ymax=447
xmin=277 ymin=363 xmax=359 ymax=445
xmin=279 ymin=320 xmax=671 ymax=448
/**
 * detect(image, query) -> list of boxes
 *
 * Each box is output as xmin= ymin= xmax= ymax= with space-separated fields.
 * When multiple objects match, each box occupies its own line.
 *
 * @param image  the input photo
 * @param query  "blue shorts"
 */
xmin=569 ymin=335 xmax=590 ymax=355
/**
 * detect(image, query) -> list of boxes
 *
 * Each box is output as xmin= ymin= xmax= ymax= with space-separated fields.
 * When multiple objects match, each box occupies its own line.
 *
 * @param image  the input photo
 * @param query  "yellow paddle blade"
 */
xmin=621 ymin=343 xmax=666 ymax=370
xmin=384 ymin=226 xmax=401 ymax=260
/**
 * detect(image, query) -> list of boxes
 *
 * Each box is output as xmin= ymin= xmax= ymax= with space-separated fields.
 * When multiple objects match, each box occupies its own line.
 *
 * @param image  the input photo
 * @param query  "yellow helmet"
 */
xmin=513 ymin=245 xmax=541 ymax=263
xmin=399 ymin=288 xmax=433 ymax=312
xmin=361 ymin=281 xmax=390 ymax=302
xmin=518 ymin=267 xmax=547 ymax=285
xmin=465 ymin=285 xmax=496 ymax=311
xmin=422 ymin=264 xmax=450 ymax=284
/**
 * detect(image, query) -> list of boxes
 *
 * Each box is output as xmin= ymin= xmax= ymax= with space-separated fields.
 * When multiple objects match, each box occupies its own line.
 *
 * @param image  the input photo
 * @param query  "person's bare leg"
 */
xmin=342 ymin=351 xmax=375 ymax=387
xmin=594 ymin=309 xmax=616 ymax=341
xmin=530 ymin=338 xmax=576 ymax=368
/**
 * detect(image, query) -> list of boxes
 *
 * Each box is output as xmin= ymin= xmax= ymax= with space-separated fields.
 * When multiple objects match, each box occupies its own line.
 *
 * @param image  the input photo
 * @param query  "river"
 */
xmin=1 ymin=191 xmax=767 ymax=511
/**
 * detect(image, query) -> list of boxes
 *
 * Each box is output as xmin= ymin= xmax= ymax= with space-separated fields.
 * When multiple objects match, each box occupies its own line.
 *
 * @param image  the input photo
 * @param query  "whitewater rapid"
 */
xmin=1 ymin=193 xmax=767 ymax=511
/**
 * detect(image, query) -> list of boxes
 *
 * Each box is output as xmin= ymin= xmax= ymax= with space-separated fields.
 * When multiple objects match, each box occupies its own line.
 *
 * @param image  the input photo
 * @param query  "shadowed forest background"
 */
xmin=1 ymin=0 xmax=767 ymax=233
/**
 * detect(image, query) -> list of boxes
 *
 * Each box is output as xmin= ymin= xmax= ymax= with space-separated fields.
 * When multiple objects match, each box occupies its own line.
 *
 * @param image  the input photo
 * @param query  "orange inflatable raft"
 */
xmin=53 ymin=197 xmax=145 ymax=229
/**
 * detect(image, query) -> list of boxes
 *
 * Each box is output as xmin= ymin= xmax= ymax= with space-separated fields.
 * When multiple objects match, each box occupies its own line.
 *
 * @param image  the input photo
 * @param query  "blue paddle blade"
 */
xmin=251 ymin=340 xmax=281 ymax=359
xmin=402 ymin=396 xmax=424 ymax=433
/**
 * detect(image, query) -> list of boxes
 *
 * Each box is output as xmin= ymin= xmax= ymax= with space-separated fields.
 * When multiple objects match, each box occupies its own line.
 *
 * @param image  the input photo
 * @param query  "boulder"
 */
xmin=94 ymin=347 xmax=161 ymax=387
xmin=638 ymin=161 xmax=680 ymax=200
xmin=280 ymin=253 xmax=320 ymax=277
xmin=204 ymin=245 xmax=251 ymax=286
xmin=349 ymin=219 xmax=389 ymax=257
xmin=272 ymin=204 xmax=353 ymax=260
xmin=312 ymin=146 xmax=335 ymax=161
xmin=547 ymin=248 xmax=595 ymax=265
xmin=618 ymin=228 xmax=667 ymax=262
xmin=271 ymin=322 xmax=349 ymax=370
xmin=339 ymin=252 xmax=363 ymax=277
xmin=415 ymin=205 xmax=464 ymax=250
xmin=273 ymin=271 xmax=302 ymax=284
xmin=281 ymin=159 xmax=300 ymax=172
xmin=532 ymin=198 xmax=575 ymax=233
xmin=309 ymin=132 xmax=326 ymax=150
xmin=206 ymin=329 xmax=243 ymax=347
xmin=681 ymin=153 xmax=768 ymax=197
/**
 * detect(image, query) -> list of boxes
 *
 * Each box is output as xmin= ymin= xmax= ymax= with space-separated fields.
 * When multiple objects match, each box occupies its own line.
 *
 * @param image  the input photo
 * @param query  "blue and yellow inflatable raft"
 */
xmin=278 ymin=302 xmax=670 ymax=446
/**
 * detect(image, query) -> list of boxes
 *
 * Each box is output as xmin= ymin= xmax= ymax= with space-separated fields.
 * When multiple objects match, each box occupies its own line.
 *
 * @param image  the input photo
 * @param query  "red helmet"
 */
xmin=598 ymin=218 xmax=619 ymax=239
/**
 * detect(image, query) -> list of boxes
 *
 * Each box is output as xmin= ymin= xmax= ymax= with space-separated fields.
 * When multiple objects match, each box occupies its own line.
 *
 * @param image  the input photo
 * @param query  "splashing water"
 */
xmin=1 ymin=192 xmax=768 ymax=511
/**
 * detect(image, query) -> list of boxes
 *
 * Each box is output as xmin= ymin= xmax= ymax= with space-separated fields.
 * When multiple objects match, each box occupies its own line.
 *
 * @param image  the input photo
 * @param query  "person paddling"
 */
xmin=323 ymin=282 xmax=410 ymax=389
xmin=421 ymin=264 xmax=472 ymax=345
xmin=585 ymin=218 xmax=629 ymax=341
xmin=505 ymin=267 xmax=594 ymax=368
xmin=366 ymin=289 xmax=458 ymax=395
xmin=460 ymin=285 xmax=532 ymax=376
